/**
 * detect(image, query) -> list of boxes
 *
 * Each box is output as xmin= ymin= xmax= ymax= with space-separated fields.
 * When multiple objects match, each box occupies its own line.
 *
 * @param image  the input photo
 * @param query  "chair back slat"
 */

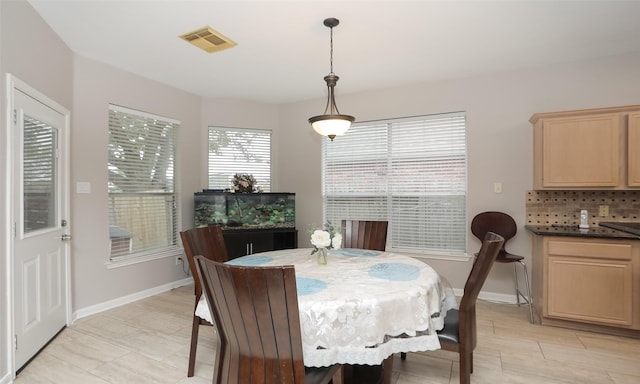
xmin=191 ymin=252 xmax=228 ymax=381
xmin=195 ymin=257 xmax=307 ymax=383
xmin=458 ymin=231 xmax=504 ymax=351
xmin=341 ymin=220 xmax=388 ymax=251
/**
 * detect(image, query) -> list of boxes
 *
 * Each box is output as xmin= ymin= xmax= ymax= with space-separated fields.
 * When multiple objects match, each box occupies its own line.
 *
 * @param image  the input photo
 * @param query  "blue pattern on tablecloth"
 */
xmin=296 ymin=277 xmax=327 ymax=296
xmin=226 ymin=255 xmax=273 ymax=266
xmin=332 ymin=248 xmax=380 ymax=257
xmin=368 ymin=263 xmax=420 ymax=281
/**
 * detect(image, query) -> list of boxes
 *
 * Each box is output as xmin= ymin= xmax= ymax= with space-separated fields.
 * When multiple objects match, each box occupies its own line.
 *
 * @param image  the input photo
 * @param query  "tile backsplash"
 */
xmin=526 ymin=190 xmax=640 ymax=226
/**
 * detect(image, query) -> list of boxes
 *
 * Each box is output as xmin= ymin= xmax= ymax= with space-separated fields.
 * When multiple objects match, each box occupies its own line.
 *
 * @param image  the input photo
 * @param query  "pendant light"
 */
xmin=308 ymin=17 xmax=355 ymax=141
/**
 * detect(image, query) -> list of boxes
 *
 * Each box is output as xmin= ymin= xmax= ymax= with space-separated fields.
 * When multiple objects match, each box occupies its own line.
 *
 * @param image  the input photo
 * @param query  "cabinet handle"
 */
xmin=246 ymin=244 xmax=249 ymax=255
xmin=250 ymin=243 xmax=253 ymax=254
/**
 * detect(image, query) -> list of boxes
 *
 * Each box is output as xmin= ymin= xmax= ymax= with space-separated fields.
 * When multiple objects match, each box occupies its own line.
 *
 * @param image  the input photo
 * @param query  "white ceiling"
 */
xmin=27 ymin=0 xmax=640 ymax=104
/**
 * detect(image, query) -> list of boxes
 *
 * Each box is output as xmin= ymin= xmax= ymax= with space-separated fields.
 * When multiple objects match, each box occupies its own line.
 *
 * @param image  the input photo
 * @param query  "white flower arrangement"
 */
xmin=309 ymin=221 xmax=342 ymax=255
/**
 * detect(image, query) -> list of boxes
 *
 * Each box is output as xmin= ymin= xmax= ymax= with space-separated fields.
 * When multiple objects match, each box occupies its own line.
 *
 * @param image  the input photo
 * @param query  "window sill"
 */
xmin=105 ymin=246 xmax=183 ymax=269
xmin=387 ymin=247 xmax=472 ymax=262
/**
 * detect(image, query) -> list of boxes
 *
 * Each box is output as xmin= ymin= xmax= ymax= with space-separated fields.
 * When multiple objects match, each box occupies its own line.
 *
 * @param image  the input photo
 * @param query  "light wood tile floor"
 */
xmin=14 ymin=284 xmax=640 ymax=384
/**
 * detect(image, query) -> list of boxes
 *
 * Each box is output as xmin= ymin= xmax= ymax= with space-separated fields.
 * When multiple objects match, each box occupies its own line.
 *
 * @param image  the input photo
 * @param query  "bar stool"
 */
xmin=470 ymin=211 xmax=534 ymax=323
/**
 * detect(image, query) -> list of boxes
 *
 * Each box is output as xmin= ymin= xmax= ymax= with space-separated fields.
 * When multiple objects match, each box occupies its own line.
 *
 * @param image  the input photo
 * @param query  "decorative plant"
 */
xmin=231 ymin=173 xmax=257 ymax=193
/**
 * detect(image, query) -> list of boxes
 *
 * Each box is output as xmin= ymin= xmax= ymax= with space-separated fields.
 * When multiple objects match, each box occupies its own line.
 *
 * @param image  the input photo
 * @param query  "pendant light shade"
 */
xmin=309 ymin=18 xmax=354 ymax=141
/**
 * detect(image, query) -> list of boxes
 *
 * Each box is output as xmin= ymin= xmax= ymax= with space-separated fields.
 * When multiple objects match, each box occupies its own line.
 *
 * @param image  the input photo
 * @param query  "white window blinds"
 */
xmin=107 ymin=105 xmax=179 ymax=259
xmin=23 ymin=116 xmax=57 ymax=233
xmin=208 ymin=127 xmax=271 ymax=192
xmin=323 ymin=112 xmax=467 ymax=255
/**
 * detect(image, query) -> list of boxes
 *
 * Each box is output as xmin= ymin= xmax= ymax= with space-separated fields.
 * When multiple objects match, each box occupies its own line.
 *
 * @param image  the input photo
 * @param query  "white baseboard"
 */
xmin=451 ymin=288 xmax=523 ymax=304
xmin=480 ymin=290 xmax=522 ymax=304
xmin=0 ymin=372 xmax=13 ymax=384
xmin=72 ymin=278 xmax=192 ymax=322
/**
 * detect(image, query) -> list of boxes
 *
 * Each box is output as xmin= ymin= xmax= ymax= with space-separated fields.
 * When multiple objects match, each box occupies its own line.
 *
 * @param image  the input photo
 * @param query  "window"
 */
xmin=208 ymin=127 xmax=271 ymax=192
xmin=107 ymin=105 xmax=179 ymax=262
xmin=322 ymin=112 xmax=467 ymax=257
xmin=23 ymin=116 xmax=57 ymax=233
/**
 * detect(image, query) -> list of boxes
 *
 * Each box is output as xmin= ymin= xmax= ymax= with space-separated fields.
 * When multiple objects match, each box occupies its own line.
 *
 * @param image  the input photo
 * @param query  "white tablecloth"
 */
xmin=195 ymin=247 xmax=456 ymax=367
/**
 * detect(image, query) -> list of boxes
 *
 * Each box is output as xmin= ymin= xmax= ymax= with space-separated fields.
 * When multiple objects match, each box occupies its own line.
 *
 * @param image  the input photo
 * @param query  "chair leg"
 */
xmin=459 ymin=351 xmax=472 ymax=384
xmin=382 ymin=355 xmax=394 ymax=384
xmin=331 ymin=365 xmax=344 ymax=384
xmin=188 ymin=315 xmax=200 ymax=377
xmin=519 ymin=260 xmax=535 ymax=324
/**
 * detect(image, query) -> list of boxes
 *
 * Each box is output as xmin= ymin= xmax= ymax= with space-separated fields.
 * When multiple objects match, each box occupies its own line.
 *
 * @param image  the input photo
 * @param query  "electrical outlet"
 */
xmin=175 ymin=256 xmax=183 ymax=266
xmin=493 ymin=182 xmax=502 ymax=194
xmin=598 ymin=205 xmax=609 ymax=217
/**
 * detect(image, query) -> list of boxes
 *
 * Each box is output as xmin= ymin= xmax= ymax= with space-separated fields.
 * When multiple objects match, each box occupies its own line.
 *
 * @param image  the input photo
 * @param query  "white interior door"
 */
xmin=12 ymin=83 xmax=70 ymax=371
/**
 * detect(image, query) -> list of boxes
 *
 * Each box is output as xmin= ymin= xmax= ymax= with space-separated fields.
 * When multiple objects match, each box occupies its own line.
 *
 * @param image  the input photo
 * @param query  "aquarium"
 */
xmin=194 ymin=190 xmax=295 ymax=229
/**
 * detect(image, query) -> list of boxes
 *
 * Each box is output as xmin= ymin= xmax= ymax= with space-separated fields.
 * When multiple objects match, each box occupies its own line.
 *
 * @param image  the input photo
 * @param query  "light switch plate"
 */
xmin=76 ymin=181 xmax=91 ymax=194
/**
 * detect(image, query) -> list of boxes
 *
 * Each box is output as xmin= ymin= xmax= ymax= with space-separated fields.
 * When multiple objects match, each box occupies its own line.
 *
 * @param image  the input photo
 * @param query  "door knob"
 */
xmin=61 ymin=234 xmax=72 ymax=241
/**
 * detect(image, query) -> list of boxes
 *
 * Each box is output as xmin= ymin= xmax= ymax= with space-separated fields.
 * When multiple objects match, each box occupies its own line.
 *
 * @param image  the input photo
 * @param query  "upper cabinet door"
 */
xmin=540 ymin=113 xmax=621 ymax=188
xmin=628 ymin=112 xmax=640 ymax=187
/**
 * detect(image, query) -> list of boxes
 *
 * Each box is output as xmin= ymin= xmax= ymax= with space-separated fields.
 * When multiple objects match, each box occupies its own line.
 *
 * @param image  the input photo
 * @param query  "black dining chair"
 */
xmin=401 ymin=232 xmax=505 ymax=384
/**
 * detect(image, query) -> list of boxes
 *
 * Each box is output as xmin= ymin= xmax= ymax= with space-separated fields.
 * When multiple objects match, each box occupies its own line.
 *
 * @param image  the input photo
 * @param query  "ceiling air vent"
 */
xmin=180 ymin=26 xmax=237 ymax=53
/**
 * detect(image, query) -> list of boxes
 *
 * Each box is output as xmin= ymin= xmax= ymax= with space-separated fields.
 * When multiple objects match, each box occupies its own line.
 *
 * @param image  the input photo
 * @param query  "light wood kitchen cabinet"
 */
xmin=531 ymin=236 xmax=640 ymax=336
xmin=545 ymin=238 xmax=633 ymax=326
xmin=530 ymin=105 xmax=640 ymax=189
xmin=628 ymin=112 xmax=640 ymax=186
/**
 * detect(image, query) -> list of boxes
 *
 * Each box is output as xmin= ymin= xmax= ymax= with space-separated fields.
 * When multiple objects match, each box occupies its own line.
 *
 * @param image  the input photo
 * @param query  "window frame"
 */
xmin=322 ymin=112 xmax=468 ymax=260
xmin=106 ymin=104 xmax=181 ymax=268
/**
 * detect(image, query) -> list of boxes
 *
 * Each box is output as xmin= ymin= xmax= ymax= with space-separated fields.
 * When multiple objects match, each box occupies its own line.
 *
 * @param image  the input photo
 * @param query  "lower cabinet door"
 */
xmin=247 ymin=232 xmax=274 ymax=254
xmin=223 ymin=233 xmax=249 ymax=259
xmin=546 ymin=256 xmax=633 ymax=326
xmin=274 ymin=230 xmax=298 ymax=250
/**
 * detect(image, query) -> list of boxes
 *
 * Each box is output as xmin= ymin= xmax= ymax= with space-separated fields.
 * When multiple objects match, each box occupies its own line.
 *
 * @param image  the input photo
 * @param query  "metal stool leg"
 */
xmin=512 ymin=263 xmax=521 ymax=305
xmin=519 ymin=260 xmax=534 ymax=324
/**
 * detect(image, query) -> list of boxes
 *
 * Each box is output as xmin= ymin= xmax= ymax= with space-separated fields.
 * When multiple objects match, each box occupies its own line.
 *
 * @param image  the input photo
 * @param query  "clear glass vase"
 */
xmin=317 ymin=247 xmax=328 ymax=265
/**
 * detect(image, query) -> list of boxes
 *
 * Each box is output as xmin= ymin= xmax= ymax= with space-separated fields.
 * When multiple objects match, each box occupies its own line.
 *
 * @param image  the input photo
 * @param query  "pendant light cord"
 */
xmin=329 ymin=26 xmax=334 ymax=75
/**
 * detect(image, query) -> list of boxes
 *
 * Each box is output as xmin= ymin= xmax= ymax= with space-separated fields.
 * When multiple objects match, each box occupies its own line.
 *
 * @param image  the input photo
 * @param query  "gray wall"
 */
xmin=71 ymin=56 xmax=202 ymax=309
xmin=1 ymin=3 xmax=5 ymax=381
xmin=280 ymin=52 xmax=640 ymax=294
xmin=1 ymin=1 xmax=73 ymax=381
xmin=2 ymin=0 xmax=640 ymax=380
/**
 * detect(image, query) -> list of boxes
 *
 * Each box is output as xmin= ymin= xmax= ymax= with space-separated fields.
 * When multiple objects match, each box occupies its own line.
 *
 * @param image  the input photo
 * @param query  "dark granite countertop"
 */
xmin=524 ymin=225 xmax=640 ymax=240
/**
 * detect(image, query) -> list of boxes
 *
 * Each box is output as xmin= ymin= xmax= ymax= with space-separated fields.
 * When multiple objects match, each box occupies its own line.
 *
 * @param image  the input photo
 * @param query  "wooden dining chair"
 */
xmin=194 ymin=256 xmax=342 ymax=384
xmin=179 ymin=224 xmax=229 ymax=377
xmin=401 ymin=231 xmax=505 ymax=384
xmin=339 ymin=220 xmax=389 ymax=382
xmin=340 ymin=220 xmax=388 ymax=251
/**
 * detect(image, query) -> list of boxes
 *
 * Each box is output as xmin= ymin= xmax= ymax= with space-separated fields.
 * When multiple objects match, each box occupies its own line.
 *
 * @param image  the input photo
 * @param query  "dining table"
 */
xmin=195 ymin=247 xmax=456 ymax=382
